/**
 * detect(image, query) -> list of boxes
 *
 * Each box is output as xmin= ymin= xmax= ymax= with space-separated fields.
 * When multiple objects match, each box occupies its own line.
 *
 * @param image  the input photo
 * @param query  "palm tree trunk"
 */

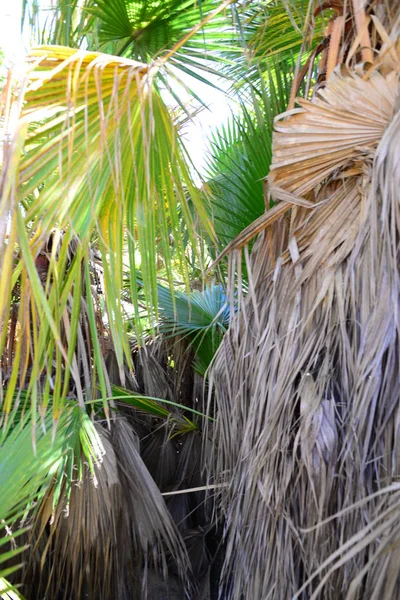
xmin=210 ymin=3 xmax=400 ymax=598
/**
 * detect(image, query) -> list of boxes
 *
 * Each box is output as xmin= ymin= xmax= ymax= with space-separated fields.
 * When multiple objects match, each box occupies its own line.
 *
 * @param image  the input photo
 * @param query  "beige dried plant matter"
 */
xmin=210 ymin=5 xmax=400 ymax=599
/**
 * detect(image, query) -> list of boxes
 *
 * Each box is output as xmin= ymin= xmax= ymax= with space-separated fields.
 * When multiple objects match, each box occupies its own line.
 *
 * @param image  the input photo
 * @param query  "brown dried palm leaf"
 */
xmin=209 ymin=9 xmax=400 ymax=600
xmin=24 ymin=419 xmax=189 ymax=599
xmin=211 ymin=68 xmax=398 ymax=268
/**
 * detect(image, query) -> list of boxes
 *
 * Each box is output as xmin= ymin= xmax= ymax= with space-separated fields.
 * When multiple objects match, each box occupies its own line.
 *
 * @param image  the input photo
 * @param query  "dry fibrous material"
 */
xmin=24 ymin=418 xmax=190 ymax=600
xmin=210 ymin=6 xmax=400 ymax=599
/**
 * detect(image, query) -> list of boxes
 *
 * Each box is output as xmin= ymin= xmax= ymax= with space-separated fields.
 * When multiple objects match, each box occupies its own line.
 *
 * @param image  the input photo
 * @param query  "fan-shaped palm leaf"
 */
xmin=202 ymin=67 xmax=290 ymax=256
xmin=0 ymin=45 xmax=214 ymax=422
xmin=157 ymin=282 xmax=230 ymax=375
xmin=22 ymin=0 xmax=242 ymax=107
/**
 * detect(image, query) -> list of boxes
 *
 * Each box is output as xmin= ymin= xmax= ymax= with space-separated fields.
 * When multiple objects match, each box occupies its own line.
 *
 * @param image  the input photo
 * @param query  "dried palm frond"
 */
xmin=24 ymin=418 xmax=190 ymax=600
xmin=209 ymin=5 xmax=400 ymax=599
xmin=269 ymin=67 xmax=398 ymax=199
xmin=109 ymin=339 xmax=221 ymax=596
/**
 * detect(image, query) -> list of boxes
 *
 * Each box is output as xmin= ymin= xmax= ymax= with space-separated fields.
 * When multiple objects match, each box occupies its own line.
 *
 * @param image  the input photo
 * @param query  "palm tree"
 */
xmin=2 ymin=0 xmax=399 ymax=599
xmin=1 ymin=1 xmax=241 ymax=597
xmin=209 ymin=1 xmax=400 ymax=598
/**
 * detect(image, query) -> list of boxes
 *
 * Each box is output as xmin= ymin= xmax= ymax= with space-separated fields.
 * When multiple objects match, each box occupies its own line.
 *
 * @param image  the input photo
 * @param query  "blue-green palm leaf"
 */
xmin=157 ymin=283 xmax=230 ymax=375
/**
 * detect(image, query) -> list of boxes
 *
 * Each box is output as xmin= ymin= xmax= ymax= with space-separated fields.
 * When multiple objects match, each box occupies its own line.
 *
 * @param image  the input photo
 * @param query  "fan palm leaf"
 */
xmin=0 ymin=44 xmax=214 ymax=422
xmin=22 ymin=0 xmax=241 ymax=107
xmin=91 ymin=0 xmax=237 ymax=61
xmin=157 ymin=282 xmax=230 ymax=375
xmin=203 ymin=69 xmax=291 ymax=251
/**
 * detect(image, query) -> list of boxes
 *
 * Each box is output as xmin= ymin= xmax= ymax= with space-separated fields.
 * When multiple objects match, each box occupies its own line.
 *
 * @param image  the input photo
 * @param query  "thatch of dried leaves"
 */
xmin=209 ymin=3 xmax=400 ymax=599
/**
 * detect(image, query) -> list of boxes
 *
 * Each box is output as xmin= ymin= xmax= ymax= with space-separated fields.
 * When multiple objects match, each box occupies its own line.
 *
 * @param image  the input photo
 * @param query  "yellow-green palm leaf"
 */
xmin=0 ymin=46 xmax=213 ymax=421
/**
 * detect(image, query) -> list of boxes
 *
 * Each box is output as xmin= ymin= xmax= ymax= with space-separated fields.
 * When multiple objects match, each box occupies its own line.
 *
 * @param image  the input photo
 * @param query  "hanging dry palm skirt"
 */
xmin=210 ymin=6 xmax=400 ymax=600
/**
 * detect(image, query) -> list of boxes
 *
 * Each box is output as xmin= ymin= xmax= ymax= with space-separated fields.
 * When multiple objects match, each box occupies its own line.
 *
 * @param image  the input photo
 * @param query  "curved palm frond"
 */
xmin=0 ymin=401 xmax=104 ymax=595
xmin=24 ymin=416 xmax=190 ymax=600
xmin=22 ymin=0 xmax=242 ymax=107
xmin=248 ymin=0 xmax=324 ymax=59
xmin=110 ymin=383 xmax=209 ymax=428
xmin=0 ymin=45 xmax=215 ymax=421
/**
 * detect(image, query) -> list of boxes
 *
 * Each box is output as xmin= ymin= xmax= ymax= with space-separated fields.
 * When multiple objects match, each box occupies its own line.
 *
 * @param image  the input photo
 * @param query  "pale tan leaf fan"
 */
xmin=269 ymin=68 xmax=398 ymax=199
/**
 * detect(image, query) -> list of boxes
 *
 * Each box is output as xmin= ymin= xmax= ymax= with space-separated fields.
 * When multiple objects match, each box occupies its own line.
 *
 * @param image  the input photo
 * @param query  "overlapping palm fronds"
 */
xmin=209 ymin=2 xmax=400 ymax=598
xmin=1 ymin=5 xmax=230 ymax=594
xmin=103 ymin=337 xmax=222 ymax=598
xmin=0 ymin=43 xmax=216 ymax=423
xmin=226 ymin=0 xmax=330 ymax=95
xmin=24 ymin=416 xmax=191 ymax=600
xmin=21 ymin=0 xmax=98 ymax=47
xmin=0 ymin=401 xmax=104 ymax=598
xmin=7 ymin=0 xmax=400 ymax=598
xmin=22 ymin=0 xmax=242 ymax=112
xmin=248 ymin=0 xmax=327 ymax=62
xmin=0 ymin=578 xmax=20 ymax=600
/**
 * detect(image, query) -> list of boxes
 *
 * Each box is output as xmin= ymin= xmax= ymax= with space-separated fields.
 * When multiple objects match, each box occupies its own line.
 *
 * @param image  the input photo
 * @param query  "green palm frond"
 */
xmin=22 ymin=0 xmax=242 ymax=98
xmin=248 ymin=0 xmax=319 ymax=60
xmin=90 ymin=0 xmax=239 ymax=74
xmin=203 ymin=70 xmax=290 ymax=250
xmin=0 ymin=578 xmax=20 ymax=600
xmin=158 ymin=282 xmax=230 ymax=332
xmin=0 ymin=402 xmax=103 ymax=595
xmin=225 ymin=0 xmax=332 ymax=93
xmin=22 ymin=0 xmax=98 ymax=47
xmin=0 ymin=412 xmax=63 ymax=531
xmin=0 ymin=46 xmax=214 ymax=421
xmin=110 ymin=383 xmax=210 ymax=429
xmin=204 ymin=114 xmax=268 ymax=248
